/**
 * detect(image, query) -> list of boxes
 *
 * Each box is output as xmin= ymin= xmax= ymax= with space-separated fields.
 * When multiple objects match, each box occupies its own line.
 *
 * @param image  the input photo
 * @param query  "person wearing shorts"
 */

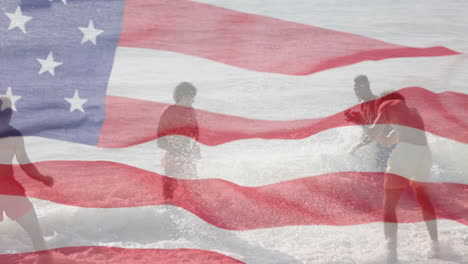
xmin=0 ymin=167 xmax=33 ymax=222
xmin=0 ymin=96 xmax=54 ymax=254
xmin=385 ymin=142 xmax=432 ymax=189
xmin=364 ymin=92 xmax=438 ymax=262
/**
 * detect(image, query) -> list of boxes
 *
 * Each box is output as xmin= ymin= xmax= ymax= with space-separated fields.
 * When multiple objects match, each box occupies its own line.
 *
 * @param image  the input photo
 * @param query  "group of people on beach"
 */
xmin=157 ymin=77 xmax=440 ymax=262
xmin=0 ymin=75 xmax=438 ymax=263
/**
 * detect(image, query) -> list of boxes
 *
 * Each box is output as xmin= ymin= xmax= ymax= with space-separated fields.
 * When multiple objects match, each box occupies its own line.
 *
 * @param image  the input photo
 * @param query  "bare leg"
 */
xmin=15 ymin=209 xmax=47 ymax=251
xmin=413 ymin=185 xmax=438 ymax=241
xmin=383 ymin=186 xmax=405 ymax=263
xmin=163 ymin=158 xmax=179 ymax=201
xmin=383 ymin=187 xmax=405 ymax=241
xmin=15 ymin=209 xmax=53 ymax=263
xmin=162 ymin=176 xmax=177 ymax=201
xmin=164 ymin=158 xmax=196 ymax=202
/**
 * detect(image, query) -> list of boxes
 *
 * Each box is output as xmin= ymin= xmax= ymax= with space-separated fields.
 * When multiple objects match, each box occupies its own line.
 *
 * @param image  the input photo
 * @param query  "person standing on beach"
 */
xmin=0 ymin=96 xmax=54 ymax=261
xmin=364 ymin=91 xmax=438 ymax=263
xmin=157 ymin=82 xmax=201 ymax=202
xmin=345 ymin=75 xmax=394 ymax=171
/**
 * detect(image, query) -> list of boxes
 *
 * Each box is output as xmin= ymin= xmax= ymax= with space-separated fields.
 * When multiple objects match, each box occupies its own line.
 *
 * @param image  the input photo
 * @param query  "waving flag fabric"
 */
xmin=0 ymin=0 xmax=467 ymax=263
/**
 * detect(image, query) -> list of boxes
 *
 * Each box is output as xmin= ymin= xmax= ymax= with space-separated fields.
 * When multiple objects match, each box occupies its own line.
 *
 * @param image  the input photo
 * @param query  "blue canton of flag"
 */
xmin=0 ymin=0 xmax=124 ymax=145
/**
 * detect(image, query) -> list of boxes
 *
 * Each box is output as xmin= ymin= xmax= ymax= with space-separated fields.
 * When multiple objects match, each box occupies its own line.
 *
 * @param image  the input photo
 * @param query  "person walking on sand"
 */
xmin=363 ymin=91 xmax=438 ymax=263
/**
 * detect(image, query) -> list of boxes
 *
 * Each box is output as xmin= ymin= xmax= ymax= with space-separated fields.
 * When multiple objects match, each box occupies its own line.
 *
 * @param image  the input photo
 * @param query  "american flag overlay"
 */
xmin=0 ymin=0 xmax=467 ymax=263
xmin=1 ymin=0 xmax=123 ymax=145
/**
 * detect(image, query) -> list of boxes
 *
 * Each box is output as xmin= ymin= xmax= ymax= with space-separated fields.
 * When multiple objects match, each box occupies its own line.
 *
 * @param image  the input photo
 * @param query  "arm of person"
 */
xmin=349 ymin=134 xmax=372 ymax=155
xmin=374 ymin=129 xmax=397 ymax=146
xmin=192 ymin=141 xmax=201 ymax=159
xmin=362 ymin=103 xmax=392 ymax=141
xmin=157 ymin=107 xmax=173 ymax=151
xmin=192 ymin=112 xmax=201 ymax=159
xmin=15 ymin=136 xmax=54 ymax=186
xmin=344 ymin=109 xmax=364 ymax=125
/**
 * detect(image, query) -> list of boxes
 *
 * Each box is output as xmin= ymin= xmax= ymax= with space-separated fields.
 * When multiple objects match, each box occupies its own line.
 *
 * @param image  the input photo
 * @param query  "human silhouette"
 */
xmin=345 ymin=75 xmax=394 ymax=171
xmin=364 ymin=91 xmax=438 ymax=263
xmin=157 ymin=82 xmax=200 ymax=201
xmin=0 ymin=96 xmax=54 ymax=261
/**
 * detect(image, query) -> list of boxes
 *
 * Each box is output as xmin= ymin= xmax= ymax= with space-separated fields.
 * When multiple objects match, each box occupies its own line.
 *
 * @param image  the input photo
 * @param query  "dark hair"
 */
xmin=173 ymin=82 xmax=197 ymax=102
xmin=354 ymin=75 xmax=369 ymax=83
xmin=0 ymin=96 xmax=13 ymax=124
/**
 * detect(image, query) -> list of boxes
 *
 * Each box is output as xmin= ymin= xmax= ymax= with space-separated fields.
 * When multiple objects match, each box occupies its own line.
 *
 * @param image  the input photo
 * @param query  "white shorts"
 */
xmin=386 ymin=142 xmax=432 ymax=183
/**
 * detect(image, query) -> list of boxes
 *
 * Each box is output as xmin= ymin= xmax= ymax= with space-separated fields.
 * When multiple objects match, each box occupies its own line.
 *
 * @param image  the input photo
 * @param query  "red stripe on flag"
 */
xmin=0 ymin=246 xmax=244 ymax=264
xmin=118 ymin=0 xmax=458 ymax=75
xmin=5 ymin=162 xmax=467 ymax=230
xmin=98 ymin=87 xmax=468 ymax=148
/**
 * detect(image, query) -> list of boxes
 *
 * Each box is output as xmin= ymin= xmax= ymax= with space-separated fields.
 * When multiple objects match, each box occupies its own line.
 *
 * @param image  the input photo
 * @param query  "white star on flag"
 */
xmin=4 ymin=6 xmax=32 ymax=34
xmin=2 ymin=87 xmax=22 ymax=111
xmin=65 ymin=90 xmax=88 ymax=113
xmin=36 ymin=51 xmax=63 ymax=76
xmin=79 ymin=20 xmax=104 ymax=45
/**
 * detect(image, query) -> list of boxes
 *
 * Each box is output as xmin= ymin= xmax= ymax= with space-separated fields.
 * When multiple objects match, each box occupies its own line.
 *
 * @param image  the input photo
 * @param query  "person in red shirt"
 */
xmin=345 ymin=75 xmax=395 ymax=171
xmin=157 ymin=82 xmax=201 ymax=201
xmin=364 ymin=92 xmax=438 ymax=262
xmin=0 ymin=96 xmax=54 ymax=257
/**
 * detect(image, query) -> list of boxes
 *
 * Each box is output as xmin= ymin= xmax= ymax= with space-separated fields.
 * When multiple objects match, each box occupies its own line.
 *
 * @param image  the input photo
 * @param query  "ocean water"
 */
xmin=1 ymin=0 xmax=468 ymax=263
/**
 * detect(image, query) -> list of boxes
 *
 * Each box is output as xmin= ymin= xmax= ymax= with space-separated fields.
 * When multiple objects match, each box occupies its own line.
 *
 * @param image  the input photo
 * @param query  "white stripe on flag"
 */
xmin=1 ymin=126 xmax=466 ymax=186
xmin=108 ymin=48 xmax=467 ymax=120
